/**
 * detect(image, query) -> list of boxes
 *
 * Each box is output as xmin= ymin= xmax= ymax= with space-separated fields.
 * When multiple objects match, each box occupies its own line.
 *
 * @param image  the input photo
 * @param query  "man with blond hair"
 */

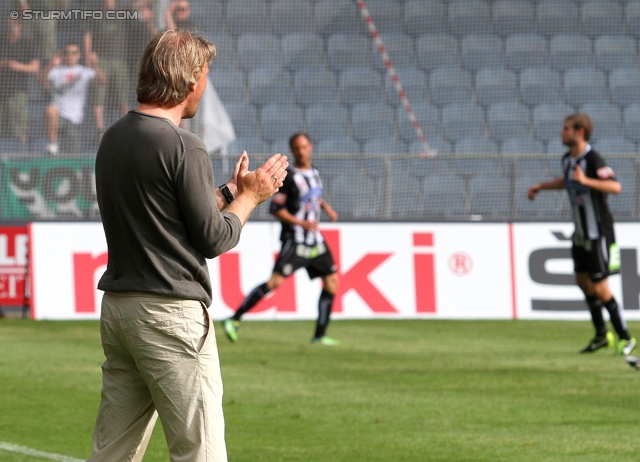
xmin=89 ymin=30 xmax=288 ymax=461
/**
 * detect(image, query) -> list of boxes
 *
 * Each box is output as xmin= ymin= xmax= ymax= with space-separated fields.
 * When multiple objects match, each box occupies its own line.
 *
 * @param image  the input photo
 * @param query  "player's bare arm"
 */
xmin=272 ymin=208 xmax=319 ymax=231
xmin=572 ymin=165 xmax=621 ymax=195
xmin=320 ymin=199 xmax=338 ymax=222
xmin=527 ymin=176 xmax=565 ymax=200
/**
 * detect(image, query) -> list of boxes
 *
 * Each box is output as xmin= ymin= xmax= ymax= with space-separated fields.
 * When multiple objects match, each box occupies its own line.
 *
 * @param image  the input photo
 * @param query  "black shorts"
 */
xmin=273 ymin=239 xmax=337 ymax=279
xmin=572 ymin=230 xmax=620 ymax=282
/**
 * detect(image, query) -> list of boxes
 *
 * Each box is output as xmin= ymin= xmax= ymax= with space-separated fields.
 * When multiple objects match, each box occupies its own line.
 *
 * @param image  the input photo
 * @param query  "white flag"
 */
xmin=200 ymin=77 xmax=236 ymax=155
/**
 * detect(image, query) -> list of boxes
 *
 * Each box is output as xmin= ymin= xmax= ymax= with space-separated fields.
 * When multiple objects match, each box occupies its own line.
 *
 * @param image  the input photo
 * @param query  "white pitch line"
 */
xmin=0 ymin=442 xmax=84 ymax=462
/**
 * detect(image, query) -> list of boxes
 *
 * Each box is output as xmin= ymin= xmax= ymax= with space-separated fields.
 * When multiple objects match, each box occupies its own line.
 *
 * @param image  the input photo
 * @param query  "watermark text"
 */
xmin=11 ymin=10 xmax=138 ymax=20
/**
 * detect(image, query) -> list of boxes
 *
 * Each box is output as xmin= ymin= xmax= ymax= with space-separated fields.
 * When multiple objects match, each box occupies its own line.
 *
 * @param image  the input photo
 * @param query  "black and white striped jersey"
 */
xmin=269 ymin=165 xmax=325 ymax=245
xmin=562 ymin=146 xmax=617 ymax=242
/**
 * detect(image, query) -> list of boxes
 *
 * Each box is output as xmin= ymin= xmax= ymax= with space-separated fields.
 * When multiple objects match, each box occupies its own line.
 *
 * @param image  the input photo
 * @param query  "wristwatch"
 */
xmin=219 ymin=183 xmax=235 ymax=204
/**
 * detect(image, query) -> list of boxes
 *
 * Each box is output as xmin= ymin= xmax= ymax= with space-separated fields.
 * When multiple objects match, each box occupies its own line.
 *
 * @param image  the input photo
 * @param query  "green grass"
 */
xmin=0 ymin=319 xmax=639 ymax=461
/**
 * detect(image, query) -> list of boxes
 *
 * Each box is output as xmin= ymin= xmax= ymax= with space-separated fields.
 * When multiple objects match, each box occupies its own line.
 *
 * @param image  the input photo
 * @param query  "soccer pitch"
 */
xmin=0 ymin=319 xmax=638 ymax=461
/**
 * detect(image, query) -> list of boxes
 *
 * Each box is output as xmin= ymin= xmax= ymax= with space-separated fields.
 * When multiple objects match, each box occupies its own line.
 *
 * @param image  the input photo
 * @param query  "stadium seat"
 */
xmin=387 ymin=164 xmax=425 ymax=216
xmin=203 ymin=34 xmax=237 ymax=69
xmin=492 ymin=0 xmax=536 ymax=37
xmin=475 ymin=68 xmax=518 ymax=107
xmin=314 ymin=0 xmax=366 ymax=37
xmin=397 ymin=102 xmax=441 ymax=143
xmin=305 ymin=103 xmax=349 ymax=140
xmin=624 ymin=104 xmax=640 ymax=142
xmin=594 ymin=36 xmax=638 ymax=72
xmin=268 ymin=139 xmax=293 ymax=157
xmin=228 ymin=136 xmax=267 ymax=156
xmin=190 ymin=2 xmax=225 ymax=35
xmin=626 ymin=1 xmax=640 ymax=40
xmin=351 ymin=102 xmax=395 ymax=143
xmin=515 ymin=174 xmax=564 ymax=219
xmin=269 ymin=0 xmax=313 ymax=36
xmin=237 ymin=34 xmax=280 ymax=71
xmin=330 ymin=174 xmax=383 ymax=218
xmin=423 ymin=173 xmax=468 ymax=218
xmin=248 ymin=68 xmax=293 ymax=105
xmin=564 ymin=68 xmax=608 ymax=106
xmin=416 ymin=34 xmax=461 ymax=70
xmin=315 ymin=137 xmax=361 ymax=154
xmin=385 ymin=67 xmax=428 ymax=108
xmin=581 ymin=0 xmax=624 ymax=38
xmin=407 ymin=157 xmax=456 ymax=179
xmin=487 ymin=102 xmax=531 ymax=142
xmin=363 ymin=138 xmax=407 ymax=155
xmin=282 ymin=34 xmax=325 ymax=71
xmin=500 ymin=137 xmax=545 ymax=156
xmin=260 ymin=103 xmax=304 ymax=143
xmin=361 ymin=0 xmax=405 ymax=35
xmin=294 ymin=69 xmax=338 ymax=106
xmin=372 ymin=33 xmax=415 ymax=72
xmin=468 ymin=174 xmax=512 ymax=219
xmin=409 ymin=138 xmax=453 ymax=156
xmin=608 ymin=169 xmax=637 ymax=219
xmin=546 ymin=138 xmax=567 ymax=156
xmin=442 ymin=102 xmax=485 ymax=142
xmin=448 ymin=0 xmax=492 ymax=36
xmin=536 ymin=1 xmax=580 ymax=37
xmin=505 ymin=34 xmax=549 ymax=72
xmin=610 ymin=68 xmax=640 ymax=106
xmin=339 ymin=67 xmax=383 ymax=106
xmin=227 ymin=0 xmax=270 ymax=35
xmin=327 ymin=34 xmax=374 ymax=71
xmin=533 ymin=103 xmax=575 ymax=142
xmin=429 ymin=67 xmax=473 ymax=107
xmin=211 ymin=69 xmax=246 ymax=104
xmin=549 ymin=35 xmax=594 ymax=71
xmin=405 ymin=0 xmax=447 ymax=37
xmin=461 ymin=34 xmax=505 ymax=71
xmin=454 ymin=137 xmax=499 ymax=157
xmin=579 ymin=103 xmax=623 ymax=140
xmin=519 ymin=68 xmax=563 ymax=106
xmin=225 ymin=102 xmax=258 ymax=139
xmin=513 ymin=158 xmax=556 ymax=178
xmin=592 ymin=137 xmax=636 ymax=155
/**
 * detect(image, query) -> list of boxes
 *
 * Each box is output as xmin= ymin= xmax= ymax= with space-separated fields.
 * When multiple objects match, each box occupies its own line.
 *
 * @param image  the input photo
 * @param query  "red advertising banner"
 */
xmin=0 ymin=226 xmax=29 ymax=307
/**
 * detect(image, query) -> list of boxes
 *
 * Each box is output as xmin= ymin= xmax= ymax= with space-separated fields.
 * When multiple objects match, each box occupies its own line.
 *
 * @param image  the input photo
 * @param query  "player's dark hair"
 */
xmin=289 ymin=133 xmax=311 ymax=151
xmin=565 ymin=113 xmax=593 ymax=142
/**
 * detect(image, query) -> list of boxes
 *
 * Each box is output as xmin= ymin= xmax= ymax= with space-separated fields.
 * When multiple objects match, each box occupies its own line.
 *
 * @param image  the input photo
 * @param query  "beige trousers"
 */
xmin=88 ymin=292 xmax=227 ymax=462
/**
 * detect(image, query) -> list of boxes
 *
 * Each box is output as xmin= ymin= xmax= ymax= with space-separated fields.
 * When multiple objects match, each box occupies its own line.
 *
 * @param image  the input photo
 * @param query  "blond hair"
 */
xmin=137 ymin=30 xmax=216 ymax=106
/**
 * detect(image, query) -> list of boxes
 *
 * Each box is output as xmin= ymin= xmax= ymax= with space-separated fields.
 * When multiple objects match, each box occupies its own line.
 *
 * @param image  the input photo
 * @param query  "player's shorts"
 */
xmin=572 ymin=228 xmax=620 ymax=282
xmin=273 ymin=239 xmax=337 ymax=279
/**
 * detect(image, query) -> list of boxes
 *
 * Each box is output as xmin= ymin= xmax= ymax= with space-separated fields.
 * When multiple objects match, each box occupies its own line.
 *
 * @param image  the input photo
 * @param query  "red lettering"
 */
xmin=323 ymin=230 xmax=397 ymax=313
xmin=413 ymin=232 xmax=437 ymax=313
xmin=73 ymin=252 xmax=107 ymax=313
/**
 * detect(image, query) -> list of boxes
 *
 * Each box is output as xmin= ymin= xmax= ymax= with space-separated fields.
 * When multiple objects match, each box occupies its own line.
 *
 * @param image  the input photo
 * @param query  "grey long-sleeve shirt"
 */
xmin=95 ymin=110 xmax=242 ymax=306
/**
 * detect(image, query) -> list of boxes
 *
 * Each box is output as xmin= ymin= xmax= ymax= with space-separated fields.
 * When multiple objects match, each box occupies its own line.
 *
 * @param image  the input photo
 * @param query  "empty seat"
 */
xmin=423 ymin=173 xmax=468 ymax=217
xmin=314 ymin=0 xmax=365 ymax=36
xmin=592 ymin=137 xmax=636 ymax=155
xmin=405 ymin=0 xmax=446 ymax=37
xmin=579 ymin=103 xmax=622 ymax=140
xmin=610 ymin=68 xmax=640 ymax=106
xmin=564 ymin=68 xmax=608 ymax=106
xmin=282 ymin=34 xmax=325 ymax=71
xmin=294 ymin=69 xmax=338 ymax=106
xmin=461 ymin=34 xmax=504 ymax=71
xmin=536 ymin=1 xmax=579 ymax=37
xmin=624 ymin=104 xmax=640 ymax=142
xmin=237 ymin=34 xmax=280 ymax=71
xmin=448 ymin=0 xmax=491 ymax=36
xmin=594 ymin=36 xmax=638 ymax=72
xmin=228 ymin=136 xmax=267 ymax=156
xmin=515 ymin=174 xmax=564 ymax=219
xmin=581 ymin=1 xmax=623 ymax=38
xmin=417 ymin=34 xmax=461 ymax=70
xmin=533 ymin=103 xmax=574 ymax=142
xmin=372 ymin=33 xmax=415 ymax=72
xmin=626 ymin=1 xmax=640 ymax=40
xmin=331 ymin=174 xmax=383 ymax=219
xmin=315 ymin=137 xmax=361 ymax=154
xmin=442 ymin=102 xmax=485 ymax=141
xmin=546 ymin=138 xmax=567 ymax=155
xmin=362 ymin=0 xmax=404 ymax=34
xmin=248 ymin=68 xmax=293 ymax=105
xmin=501 ymin=137 xmax=545 ymax=156
xmin=339 ymin=67 xmax=383 ymax=106
xmin=269 ymin=0 xmax=313 ymax=36
xmin=385 ymin=67 xmax=428 ymax=107
xmin=306 ymin=103 xmax=349 ymax=140
xmin=487 ymin=102 xmax=531 ymax=142
xmin=327 ymin=34 xmax=374 ymax=70
xmin=204 ymin=34 xmax=236 ymax=69
xmin=227 ymin=0 xmax=270 ymax=35
xmin=388 ymin=164 xmax=425 ymax=216
xmin=550 ymin=35 xmax=594 ymax=71
xmin=469 ymin=174 xmax=512 ymax=219
xmin=211 ymin=69 xmax=246 ymax=104
xmin=410 ymin=138 xmax=453 ymax=156
xmin=492 ymin=0 xmax=536 ymax=37
xmin=226 ymin=102 xmax=258 ymax=139
xmin=455 ymin=137 xmax=499 ymax=156
xmin=260 ymin=103 xmax=304 ymax=143
xmin=475 ymin=68 xmax=518 ymax=106
xmin=505 ymin=34 xmax=549 ymax=71
xmin=351 ymin=102 xmax=394 ymax=143
xmin=191 ymin=1 xmax=225 ymax=34
xmin=520 ymin=68 xmax=563 ymax=106
xmin=363 ymin=138 xmax=407 ymax=155
xmin=608 ymin=169 xmax=637 ymax=218
xmin=429 ymin=66 xmax=472 ymax=106
xmin=397 ymin=102 xmax=441 ymax=143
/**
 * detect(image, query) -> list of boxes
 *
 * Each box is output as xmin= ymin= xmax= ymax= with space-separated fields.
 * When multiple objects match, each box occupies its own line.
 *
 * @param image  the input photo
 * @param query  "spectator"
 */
xmin=39 ymin=42 xmax=106 ymax=155
xmin=165 ymin=0 xmax=194 ymax=31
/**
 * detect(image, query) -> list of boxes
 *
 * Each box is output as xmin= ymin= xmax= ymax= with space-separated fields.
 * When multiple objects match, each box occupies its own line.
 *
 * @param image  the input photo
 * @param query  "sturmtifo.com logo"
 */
xmin=11 ymin=9 xmax=138 ymax=20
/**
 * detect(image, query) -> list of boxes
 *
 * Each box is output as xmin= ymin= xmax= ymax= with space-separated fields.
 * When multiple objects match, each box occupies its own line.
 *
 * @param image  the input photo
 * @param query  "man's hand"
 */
xmin=527 ymin=184 xmax=539 ymax=200
xmin=236 ymin=153 xmax=289 ymax=206
xmin=573 ymin=165 xmax=586 ymax=184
